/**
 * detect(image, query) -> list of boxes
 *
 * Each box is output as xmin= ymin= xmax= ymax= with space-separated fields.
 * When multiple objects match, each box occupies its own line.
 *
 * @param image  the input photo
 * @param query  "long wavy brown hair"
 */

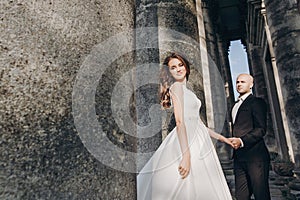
xmin=160 ymin=52 xmax=190 ymax=109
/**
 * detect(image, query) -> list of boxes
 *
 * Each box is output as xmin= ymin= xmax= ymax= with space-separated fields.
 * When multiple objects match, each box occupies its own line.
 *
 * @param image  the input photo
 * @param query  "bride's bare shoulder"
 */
xmin=170 ymin=82 xmax=183 ymax=91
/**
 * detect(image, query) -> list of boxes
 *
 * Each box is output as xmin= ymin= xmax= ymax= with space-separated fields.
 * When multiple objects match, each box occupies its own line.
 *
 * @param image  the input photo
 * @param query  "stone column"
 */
xmin=0 ymin=0 xmax=137 ymax=199
xmin=201 ymin=0 xmax=233 ymax=161
xmin=246 ymin=0 xmax=292 ymax=160
xmin=195 ymin=0 xmax=214 ymax=131
xmin=264 ymin=0 xmax=300 ymax=163
xmin=248 ymin=46 xmax=266 ymax=98
xmin=135 ymin=0 xmax=162 ymax=173
xmin=157 ymin=0 xmax=206 ymax=121
xmin=247 ymin=44 xmax=277 ymax=153
xmin=216 ymin=36 xmax=236 ymax=162
xmin=202 ymin=1 xmax=222 ymax=130
xmin=263 ymin=49 xmax=291 ymax=160
xmin=217 ymin=37 xmax=235 ymax=109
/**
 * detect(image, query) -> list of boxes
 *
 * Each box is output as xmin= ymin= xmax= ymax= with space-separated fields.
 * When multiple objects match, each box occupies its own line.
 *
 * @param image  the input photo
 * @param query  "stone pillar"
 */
xmin=216 ymin=36 xmax=236 ymax=162
xmin=217 ymin=37 xmax=235 ymax=109
xmin=157 ymin=0 xmax=206 ymax=120
xmin=263 ymin=49 xmax=291 ymax=160
xmin=202 ymin=1 xmax=223 ymax=131
xmin=264 ymin=0 xmax=300 ymax=164
xmin=246 ymin=0 xmax=292 ymax=161
xmin=1 ymin=0 xmax=136 ymax=199
xmin=248 ymin=46 xmax=266 ymax=97
xmin=201 ymin=1 xmax=219 ymax=65
xmin=195 ymin=0 xmax=214 ymax=131
xmin=201 ymin=0 xmax=233 ymax=161
xmin=135 ymin=0 xmax=162 ymax=173
xmin=247 ymin=44 xmax=277 ymax=153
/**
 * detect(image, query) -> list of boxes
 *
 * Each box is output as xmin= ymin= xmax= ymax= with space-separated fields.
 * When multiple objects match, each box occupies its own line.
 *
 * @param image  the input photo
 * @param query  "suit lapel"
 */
xmin=234 ymin=94 xmax=253 ymax=123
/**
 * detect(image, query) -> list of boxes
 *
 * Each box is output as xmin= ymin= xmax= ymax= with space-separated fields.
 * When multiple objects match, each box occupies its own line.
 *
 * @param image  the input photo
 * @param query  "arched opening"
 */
xmin=228 ymin=40 xmax=249 ymax=99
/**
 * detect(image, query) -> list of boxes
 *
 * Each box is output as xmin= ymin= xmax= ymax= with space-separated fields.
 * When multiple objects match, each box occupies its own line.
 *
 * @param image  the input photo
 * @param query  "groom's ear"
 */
xmin=250 ymin=83 xmax=254 ymax=89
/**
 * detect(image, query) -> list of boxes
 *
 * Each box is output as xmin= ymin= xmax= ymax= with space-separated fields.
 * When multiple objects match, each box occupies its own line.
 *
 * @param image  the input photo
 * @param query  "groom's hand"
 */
xmin=222 ymin=137 xmax=235 ymax=148
xmin=229 ymin=137 xmax=242 ymax=149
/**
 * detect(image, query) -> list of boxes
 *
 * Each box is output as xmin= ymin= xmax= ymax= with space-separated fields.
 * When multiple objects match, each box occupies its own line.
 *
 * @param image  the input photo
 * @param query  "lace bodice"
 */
xmin=182 ymin=85 xmax=201 ymax=120
xmin=170 ymin=83 xmax=201 ymax=120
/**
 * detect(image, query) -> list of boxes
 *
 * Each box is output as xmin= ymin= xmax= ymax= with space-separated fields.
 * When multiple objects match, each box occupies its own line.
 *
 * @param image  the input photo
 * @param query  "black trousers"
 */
xmin=234 ymin=161 xmax=271 ymax=200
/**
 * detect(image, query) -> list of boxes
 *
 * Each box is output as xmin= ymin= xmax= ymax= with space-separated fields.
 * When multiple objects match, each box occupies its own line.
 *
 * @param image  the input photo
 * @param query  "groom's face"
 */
xmin=236 ymin=74 xmax=253 ymax=95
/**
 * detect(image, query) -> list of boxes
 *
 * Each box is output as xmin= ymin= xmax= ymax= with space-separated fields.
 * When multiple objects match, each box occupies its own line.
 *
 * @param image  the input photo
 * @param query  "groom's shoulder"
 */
xmin=250 ymin=96 xmax=267 ymax=108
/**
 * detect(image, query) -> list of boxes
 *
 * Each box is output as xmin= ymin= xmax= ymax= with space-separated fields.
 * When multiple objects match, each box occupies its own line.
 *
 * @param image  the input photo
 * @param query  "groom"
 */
xmin=229 ymin=74 xmax=271 ymax=200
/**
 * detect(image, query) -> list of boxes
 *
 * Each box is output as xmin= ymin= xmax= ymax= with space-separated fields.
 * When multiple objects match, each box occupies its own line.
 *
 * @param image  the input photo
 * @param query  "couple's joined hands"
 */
xmin=228 ymin=137 xmax=242 ymax=149
xmin=221 ymin=136 xmax=242 ymax=149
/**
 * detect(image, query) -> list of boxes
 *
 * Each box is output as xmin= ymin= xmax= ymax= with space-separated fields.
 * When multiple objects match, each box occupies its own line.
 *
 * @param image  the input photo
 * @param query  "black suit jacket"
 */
xmin=231 ymin=94 xmax=270 ymax=162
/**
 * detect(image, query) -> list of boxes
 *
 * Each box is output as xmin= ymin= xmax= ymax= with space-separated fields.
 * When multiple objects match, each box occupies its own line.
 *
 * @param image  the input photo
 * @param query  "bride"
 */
xmin=137 ymin=52 xmax=233 ymax=199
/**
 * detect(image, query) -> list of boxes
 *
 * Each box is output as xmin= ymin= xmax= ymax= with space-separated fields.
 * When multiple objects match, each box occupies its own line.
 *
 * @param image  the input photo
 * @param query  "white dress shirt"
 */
xmin=232 ymin=92 xmax=252 ymax=124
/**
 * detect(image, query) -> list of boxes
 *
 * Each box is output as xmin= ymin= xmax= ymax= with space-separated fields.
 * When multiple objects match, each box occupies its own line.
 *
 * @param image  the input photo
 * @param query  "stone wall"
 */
xmin=0 ymin=0 xmax=136 ymax=199
xmin=264 ymin=0 xmax=300 ymax=163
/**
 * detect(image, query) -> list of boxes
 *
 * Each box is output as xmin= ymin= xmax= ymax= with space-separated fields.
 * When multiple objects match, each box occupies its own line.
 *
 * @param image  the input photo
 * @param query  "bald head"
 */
xmin=236 ymin=74 xmax=254 ymax=95
xmin=237 ymin=74 xmax=253 ymax=83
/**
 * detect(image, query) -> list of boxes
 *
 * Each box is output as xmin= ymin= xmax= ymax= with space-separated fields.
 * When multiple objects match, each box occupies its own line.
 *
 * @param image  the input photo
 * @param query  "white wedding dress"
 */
xmin=137 ymin=84 xmax=232 ymax=200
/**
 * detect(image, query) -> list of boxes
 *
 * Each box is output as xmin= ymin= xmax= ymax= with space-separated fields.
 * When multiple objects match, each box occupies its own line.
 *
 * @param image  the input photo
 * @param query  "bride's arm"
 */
xmin=170 ymin=83 xmax=190 ymax=179
xmin=207 ymin=127 xmax=234 ymax=147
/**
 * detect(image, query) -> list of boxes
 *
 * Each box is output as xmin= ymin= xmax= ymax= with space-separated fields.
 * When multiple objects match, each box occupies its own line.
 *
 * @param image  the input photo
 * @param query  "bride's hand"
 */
xmin=178 ymin=152 xmax=191 ymax=179
xmin=220 ymin=136 xmax=235 ymax=148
